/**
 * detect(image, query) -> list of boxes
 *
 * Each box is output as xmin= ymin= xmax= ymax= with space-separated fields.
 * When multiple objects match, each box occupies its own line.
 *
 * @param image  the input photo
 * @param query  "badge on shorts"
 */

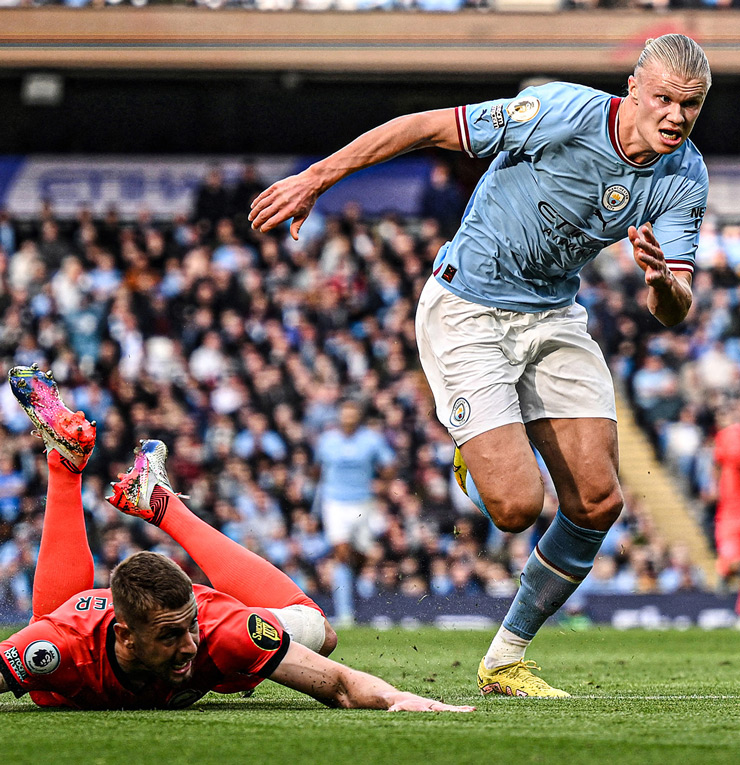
xmin=450 ymin=397 xmax=471 ymax=427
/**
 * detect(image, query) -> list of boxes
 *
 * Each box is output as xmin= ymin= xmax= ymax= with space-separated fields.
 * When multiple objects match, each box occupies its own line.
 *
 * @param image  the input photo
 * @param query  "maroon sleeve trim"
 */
xmin=455 ymin=106 xmax=475 ymax=159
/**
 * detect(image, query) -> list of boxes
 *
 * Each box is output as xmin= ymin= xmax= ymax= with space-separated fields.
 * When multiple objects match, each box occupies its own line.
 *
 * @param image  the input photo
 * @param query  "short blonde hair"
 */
xmin=635 ymin=34 xmax=712 ymax=90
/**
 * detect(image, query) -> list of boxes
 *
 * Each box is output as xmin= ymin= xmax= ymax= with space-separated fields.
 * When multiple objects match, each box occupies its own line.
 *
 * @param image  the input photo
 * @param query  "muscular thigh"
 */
xmin=526 ymin=417 xmax=621 ymax=529
xmin=460 ymin=422 xmax=544 ymax=516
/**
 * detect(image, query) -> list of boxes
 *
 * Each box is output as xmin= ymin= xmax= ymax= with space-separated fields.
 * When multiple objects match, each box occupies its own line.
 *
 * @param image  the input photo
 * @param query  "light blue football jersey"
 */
xmin=315 ymin=427 xmax=394 ymax=502
xmin=432 ymin=82 xmax=708 ymax=312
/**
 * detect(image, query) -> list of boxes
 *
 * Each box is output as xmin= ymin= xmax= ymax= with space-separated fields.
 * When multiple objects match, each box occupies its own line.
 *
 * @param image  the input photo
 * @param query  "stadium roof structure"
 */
xmin=1 ymin=8 xmax=740 ymax=77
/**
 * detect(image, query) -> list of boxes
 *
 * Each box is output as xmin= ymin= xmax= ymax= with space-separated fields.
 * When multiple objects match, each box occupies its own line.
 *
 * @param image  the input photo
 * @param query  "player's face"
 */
xmin=339 ymin=402 xmax=362 ymax=433
xmin=628 ymin=62 xmax=707 ymax=159
xmin=131 ymin=598 xmax=200 ymax=686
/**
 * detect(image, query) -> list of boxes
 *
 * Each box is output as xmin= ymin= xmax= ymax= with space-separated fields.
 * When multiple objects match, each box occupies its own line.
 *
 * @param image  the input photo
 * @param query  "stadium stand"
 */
xmin=0 ymin=1 xmax=736 ymax=9
xmin=0 ymin=154 xmax=730 ymax=624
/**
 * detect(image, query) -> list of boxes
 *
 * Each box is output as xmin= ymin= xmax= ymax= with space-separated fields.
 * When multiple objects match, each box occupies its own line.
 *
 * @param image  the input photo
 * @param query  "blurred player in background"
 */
xmin=250 ymin=34 xmax=710 ymax=697
xmin=0 ymin=366 xmax=473 ymax=713
xmin=314 ymin=398 xmax=394 ymax=625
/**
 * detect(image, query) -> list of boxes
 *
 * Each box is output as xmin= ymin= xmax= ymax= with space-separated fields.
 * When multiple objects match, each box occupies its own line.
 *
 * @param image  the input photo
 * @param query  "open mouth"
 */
xmin=171 ymin=659 xmax=193 ymax=676
xmin=659 ymin=128 xmax=682 ymax=145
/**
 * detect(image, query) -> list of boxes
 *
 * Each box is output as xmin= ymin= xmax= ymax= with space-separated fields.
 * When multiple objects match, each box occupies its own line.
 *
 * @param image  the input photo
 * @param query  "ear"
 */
xmin=114 ymin=621 xmax=135 ymax=651
xmin=627 ymin=75 xmax=639 ymax=103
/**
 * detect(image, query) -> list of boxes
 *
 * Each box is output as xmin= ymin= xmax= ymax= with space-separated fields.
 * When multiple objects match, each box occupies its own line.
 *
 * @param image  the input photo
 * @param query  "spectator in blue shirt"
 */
xmin=0 ymin=454 xmax=26 ymax=524
xmin=233 ymin=411 xmax=288 ymax=462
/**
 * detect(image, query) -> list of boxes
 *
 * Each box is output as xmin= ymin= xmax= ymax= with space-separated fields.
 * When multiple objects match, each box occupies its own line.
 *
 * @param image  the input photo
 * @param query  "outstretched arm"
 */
xmin=249 ymin=108 xmax=459 ymax=241
xmin=0 ymin=673 xmax=7 ymax=694
xmin=629 ymin=223 xmax=693 ymax=326
xmin=268 ymin=641 xmax=475 ymax=712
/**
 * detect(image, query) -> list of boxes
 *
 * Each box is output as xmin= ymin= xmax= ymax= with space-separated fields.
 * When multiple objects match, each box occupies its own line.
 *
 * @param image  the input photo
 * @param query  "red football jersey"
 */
xmin=0 ymin=584 xmax=289 ymax=709
xmin=715 ymin=423 xmax=740 ymax=522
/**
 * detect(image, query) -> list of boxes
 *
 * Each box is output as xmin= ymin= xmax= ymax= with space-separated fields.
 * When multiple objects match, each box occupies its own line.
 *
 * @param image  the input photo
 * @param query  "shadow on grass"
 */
xmin=0 ymin=698 xmax=322 ymax=714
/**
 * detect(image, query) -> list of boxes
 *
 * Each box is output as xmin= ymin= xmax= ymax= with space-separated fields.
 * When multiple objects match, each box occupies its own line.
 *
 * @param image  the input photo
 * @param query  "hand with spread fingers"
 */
xmin=628 ymin=221 xmax=693 ymax=326
xmin=628 ymin=222 xmax=673 ymax=289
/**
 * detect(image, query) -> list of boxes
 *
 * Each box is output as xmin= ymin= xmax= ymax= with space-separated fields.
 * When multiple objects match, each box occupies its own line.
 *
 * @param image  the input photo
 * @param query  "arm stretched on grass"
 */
xmin=268 ymin=641 xmax=475 ymax=712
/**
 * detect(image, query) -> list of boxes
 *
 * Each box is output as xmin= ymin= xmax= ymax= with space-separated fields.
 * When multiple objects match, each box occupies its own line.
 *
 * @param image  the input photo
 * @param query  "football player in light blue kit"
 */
xmin=315 ymin=399 xmax=395 ymax=624
xmin=250 ymin=35 xmax=711 ymax=697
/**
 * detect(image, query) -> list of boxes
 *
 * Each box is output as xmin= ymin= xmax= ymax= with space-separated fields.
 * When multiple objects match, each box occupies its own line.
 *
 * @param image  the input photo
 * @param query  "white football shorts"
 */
xmin=320 ymin=497 xmax=377 ymax=553
xmin=415 ymin=276 xmax=616 ymax=446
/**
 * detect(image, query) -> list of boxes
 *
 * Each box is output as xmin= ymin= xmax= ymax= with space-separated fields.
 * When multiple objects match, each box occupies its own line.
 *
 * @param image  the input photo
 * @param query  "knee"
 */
xmin=482 ymin=494 xmax=542 ymax=534
xmin=576 ymin=485 xmax=624 ymax=530
xmin=319 ymin=620 xmax=338 ymax=656
xmin=270 ymin=605 xmax=335 ymax=655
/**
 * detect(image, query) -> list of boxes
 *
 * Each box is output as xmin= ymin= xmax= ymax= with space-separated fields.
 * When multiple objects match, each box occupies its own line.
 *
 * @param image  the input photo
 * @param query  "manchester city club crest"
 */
xmin=506 ymin=97 xmax=541 ymax=123
xmin=450 ymin=397 xmax=471 ymax=427
xmin=602 ymin=185 xmax=630 ymax=212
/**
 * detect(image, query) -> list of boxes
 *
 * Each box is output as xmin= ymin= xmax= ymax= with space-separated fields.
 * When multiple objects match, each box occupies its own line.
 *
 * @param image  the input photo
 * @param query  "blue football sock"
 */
xmin=503 ymin=509 xmax=606 ymax=640
xmin=331 ymin=562 xmax=355 ymax=621
xmin=464 ymin=472 xmax=493 ymax=522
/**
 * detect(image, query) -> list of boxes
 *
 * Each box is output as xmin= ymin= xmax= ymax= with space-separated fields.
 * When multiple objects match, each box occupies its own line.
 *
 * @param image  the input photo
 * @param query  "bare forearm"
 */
xmin=647 ymin=275 xmax=692 ymax=326
xmin=320 ymin=667 xmax=470 ymax=712
xmin=327 ymin=667 xmax=409 ymax=710
xmin=308 ymin=110 xmax=457 ymax=194
xmin=249 ymin=109 xmax=458 ymax=238
xmin=269 ymin=642 xmax=474 ymax=712
xmin=276 ymin=662 xmax=399 ymax=709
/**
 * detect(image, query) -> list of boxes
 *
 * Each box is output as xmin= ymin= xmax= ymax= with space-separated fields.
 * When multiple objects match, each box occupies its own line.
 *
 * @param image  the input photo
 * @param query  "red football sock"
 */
xmin=32 ymin=451 xmax=95 ymax=620
xmin=153 ymin=487 xmax=321 ymax=613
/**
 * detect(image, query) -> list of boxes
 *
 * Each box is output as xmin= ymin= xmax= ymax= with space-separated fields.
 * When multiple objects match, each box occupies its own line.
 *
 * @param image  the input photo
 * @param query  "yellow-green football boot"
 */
xmin=452 ymin=446 xmax=468 ymax=496
xmin=477 ymin=658 xmax=570 ymax=698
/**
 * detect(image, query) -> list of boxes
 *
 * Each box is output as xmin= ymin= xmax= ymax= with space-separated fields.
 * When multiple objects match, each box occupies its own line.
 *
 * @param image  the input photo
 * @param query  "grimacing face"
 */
xmin=124 ymin=597 xmax=200 ymax=686
xmin=627 ymin=60 xmax=707 ymax=159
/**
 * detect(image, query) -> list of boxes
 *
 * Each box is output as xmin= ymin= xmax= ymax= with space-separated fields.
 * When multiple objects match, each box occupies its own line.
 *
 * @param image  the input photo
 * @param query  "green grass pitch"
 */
xmin=1 ymin=625 xmax=739 ymax=764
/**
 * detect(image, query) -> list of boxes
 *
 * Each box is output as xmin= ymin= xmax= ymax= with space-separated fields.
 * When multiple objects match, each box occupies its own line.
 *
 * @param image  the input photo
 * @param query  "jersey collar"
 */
xmin=608 ymin=97 xmax=661 ymax=169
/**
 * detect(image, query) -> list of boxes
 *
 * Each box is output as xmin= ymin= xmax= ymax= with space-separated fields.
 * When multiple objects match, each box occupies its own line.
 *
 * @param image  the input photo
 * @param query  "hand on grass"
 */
xmin=388 ymin=692 xmax=476 ymax=713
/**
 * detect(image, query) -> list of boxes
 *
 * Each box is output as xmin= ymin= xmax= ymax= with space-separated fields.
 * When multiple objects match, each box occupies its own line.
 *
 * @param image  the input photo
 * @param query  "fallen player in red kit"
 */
xmin=0 ymin=366 xmax=474 ymax=713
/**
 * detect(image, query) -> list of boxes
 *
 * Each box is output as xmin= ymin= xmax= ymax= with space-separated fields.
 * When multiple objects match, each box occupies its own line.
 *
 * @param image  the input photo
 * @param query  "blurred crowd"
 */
xmin=586 ymin=231 xmax=738 ymax=512
xmin=1 ymin=0 xmax=737 ymax=12
xmin=590 ymin=223 xmax=740 ymax=588
xmin=0 ymin=158 xmax=727 ymax=625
